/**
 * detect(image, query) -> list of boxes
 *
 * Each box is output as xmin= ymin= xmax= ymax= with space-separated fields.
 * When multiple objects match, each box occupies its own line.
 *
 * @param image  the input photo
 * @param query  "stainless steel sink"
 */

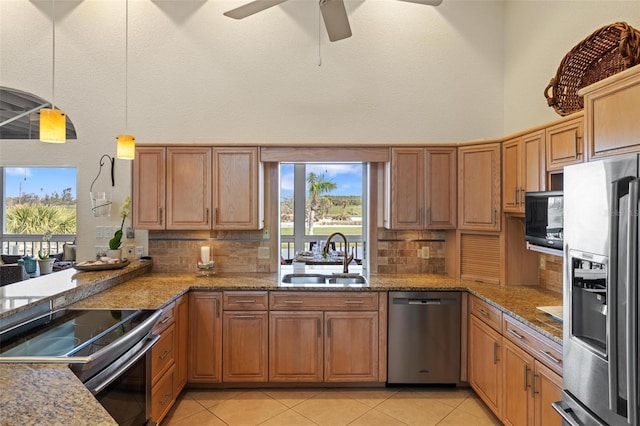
xmin=280 ymin=273 xmax=367 ymax=286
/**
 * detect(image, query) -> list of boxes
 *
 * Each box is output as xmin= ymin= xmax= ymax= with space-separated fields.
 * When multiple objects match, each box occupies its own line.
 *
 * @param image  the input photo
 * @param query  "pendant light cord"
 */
xmin=51 ymin=0 xmax=56 ymax=109
xmin=125 ymin=0 xmax=129 ymax=130
xmin=318 ymin=1 xmax=322 ymax=67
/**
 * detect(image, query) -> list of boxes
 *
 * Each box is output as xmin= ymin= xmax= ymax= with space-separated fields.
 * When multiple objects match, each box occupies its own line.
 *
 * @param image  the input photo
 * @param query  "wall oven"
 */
xmin=0 ymin=307 xmax=162 ymax=426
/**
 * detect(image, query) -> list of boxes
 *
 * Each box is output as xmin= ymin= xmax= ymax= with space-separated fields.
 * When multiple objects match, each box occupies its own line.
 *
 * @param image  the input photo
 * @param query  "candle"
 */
xmin=200 ymin=246 xmax=210 ymax=264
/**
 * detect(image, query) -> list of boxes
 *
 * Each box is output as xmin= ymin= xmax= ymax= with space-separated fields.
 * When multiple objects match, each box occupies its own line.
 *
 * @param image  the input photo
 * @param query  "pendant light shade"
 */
xmin=116 ymin=134 xmax=135 ymax=159
xmin=39 ymin=108 xmax=66 ymax=143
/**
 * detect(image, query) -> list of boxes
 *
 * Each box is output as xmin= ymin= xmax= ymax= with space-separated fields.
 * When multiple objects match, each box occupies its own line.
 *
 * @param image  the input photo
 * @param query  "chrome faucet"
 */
xmin=323 ymin=232 xmax=354 ymax=274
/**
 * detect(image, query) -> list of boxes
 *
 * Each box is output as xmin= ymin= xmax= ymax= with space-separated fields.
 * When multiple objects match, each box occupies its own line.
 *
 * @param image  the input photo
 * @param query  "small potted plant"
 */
xmin=38 ymin=231 xmax=55 ymax=275
xmin=106 ymin=197 xmax=131 ymax=261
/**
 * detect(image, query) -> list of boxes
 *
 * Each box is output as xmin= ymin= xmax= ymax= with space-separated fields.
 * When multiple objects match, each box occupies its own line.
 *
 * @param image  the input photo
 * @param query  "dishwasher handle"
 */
xmin=394 ymin=298 xmax=458 ymax=305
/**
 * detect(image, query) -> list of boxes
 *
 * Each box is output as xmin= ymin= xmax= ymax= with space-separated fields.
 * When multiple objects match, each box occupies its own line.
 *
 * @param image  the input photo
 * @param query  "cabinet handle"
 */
xmin=234 ymin=315 xmax=257 ymax=319
xmin=477 ymin=308 xmax=490 ymax=317
xmin=523 ymin=365 xmax=530 ymax=391
xmin=532 ymin=371 xmax=539 ymax=397
xmin=215 ymin=298 xmax=219 ymax=318
xmin=493 ymin=209 xmax=497 ymax=226
xmin=427 ymin=208 xmax=431 ymax=225
xmin=519 ymin=187 xmax=525 ymax=205
xmin=159 ymin=208 xmax=163 ymax=225
xmin=235 ymin=300 xmax=256 ymax=304
xmin=206 ymin=208 xmax=209 ymax=224
xmin=513 ymin=187 xmax=518 ymax=206
xmin=327 ymin=319 xmax=331 ymax=338
xmin=214 ymin=208 xmax=218 ymax=225
xmin=344 ymin=300 xmax=364 ymax=305
xmin=574 ymin=131 xmax=579 ymax=155
xmin=317 ymin=319 xmax=321 ymax=338
xmin=493 ymin=342 xmax=499 ymax=365
xmin=160 ymin=349 xmax=171 ymax=360
xmin=538 ymin=349 xmax=562 ymax=365
xmin=284 ymin=300 xmax=303 ymax=304
xmin=508 ymin=328 xmax=525 ymax=340
xmin=160 ymin=316 xmax=171 ymax=325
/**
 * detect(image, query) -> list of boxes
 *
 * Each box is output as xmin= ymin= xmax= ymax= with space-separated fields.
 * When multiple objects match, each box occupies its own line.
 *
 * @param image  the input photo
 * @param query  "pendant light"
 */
xmin=116 ymin=0 xmax=135 ymax=160
xmin=40 ymin=0 xmax=66 ymax=143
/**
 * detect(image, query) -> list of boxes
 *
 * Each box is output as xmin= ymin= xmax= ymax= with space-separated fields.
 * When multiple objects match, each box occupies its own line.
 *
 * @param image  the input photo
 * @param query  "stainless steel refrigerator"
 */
xmin=553 ymin=155 xmax=640 ymax=425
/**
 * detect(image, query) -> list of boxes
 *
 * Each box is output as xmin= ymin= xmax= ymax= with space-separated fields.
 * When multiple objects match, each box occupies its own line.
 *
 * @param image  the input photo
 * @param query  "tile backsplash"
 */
xmin=539 ymin=253 xmax=562 ymax=294
xmin=375 ymin=228 xmax=446 ymax=274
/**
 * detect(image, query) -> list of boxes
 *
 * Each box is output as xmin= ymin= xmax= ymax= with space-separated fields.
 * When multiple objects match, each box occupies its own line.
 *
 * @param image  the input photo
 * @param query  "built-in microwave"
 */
xmin=524 ymin=190 xmax=563 ymax=250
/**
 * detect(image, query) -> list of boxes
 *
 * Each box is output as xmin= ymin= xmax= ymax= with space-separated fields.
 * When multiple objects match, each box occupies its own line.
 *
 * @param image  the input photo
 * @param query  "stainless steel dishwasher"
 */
xmin=387 ymin=291 xmax=461 ymax=384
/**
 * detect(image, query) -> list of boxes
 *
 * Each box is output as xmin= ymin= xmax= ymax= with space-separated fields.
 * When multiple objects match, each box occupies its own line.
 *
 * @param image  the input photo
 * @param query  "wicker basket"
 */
xmin=544 ymin=22 xmax=640 ymax=116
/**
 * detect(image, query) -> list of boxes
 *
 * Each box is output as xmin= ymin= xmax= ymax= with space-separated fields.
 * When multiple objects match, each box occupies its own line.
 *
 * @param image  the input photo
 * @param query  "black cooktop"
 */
xmin=0 ymin=309 xmax=154 ymax=358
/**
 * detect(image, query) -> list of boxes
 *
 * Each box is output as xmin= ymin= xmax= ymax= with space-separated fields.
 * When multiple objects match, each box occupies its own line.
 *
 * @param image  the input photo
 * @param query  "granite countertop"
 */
xmin=0 ymin=267 xmax=562 ymax=425
xmin=0 ymin=364 xmax=116 ymax=426
xmin=69 ymin=270 xmax=563 ymax=344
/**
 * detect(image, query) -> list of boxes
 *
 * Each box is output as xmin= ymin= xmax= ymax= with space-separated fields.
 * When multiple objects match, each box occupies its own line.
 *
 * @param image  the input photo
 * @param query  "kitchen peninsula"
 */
xmin=0 ymin=262 xmax=562 ymax=424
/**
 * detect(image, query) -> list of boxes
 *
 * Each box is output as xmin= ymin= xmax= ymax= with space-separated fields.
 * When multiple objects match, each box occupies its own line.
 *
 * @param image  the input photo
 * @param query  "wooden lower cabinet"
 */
xmin=469 ymin=314 xmax=502 ymax=418
xmin=149 ymin=300 xmax=177 ymax=424
xmin=269 ymin=311 xmax=323 ymax=382
xmin=151 ymin=364 xmax=175 ymax=423
xmin=325 ymin=311 xmax=378 ymax=382
xmin=188 ymin=292 xmax=222 ymax=383
xmin=223 ymin=311 xmax=268 ymax=382
xmin=502 ymin=339 xmax=563 ymax=426
xmin=174 ymin=294 xmax=188 ymax=395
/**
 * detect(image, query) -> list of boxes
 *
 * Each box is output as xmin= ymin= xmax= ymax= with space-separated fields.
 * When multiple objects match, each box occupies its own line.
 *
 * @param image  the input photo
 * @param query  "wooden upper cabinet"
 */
xmin=581 ymin=66 xmax=640 ymax=159
xmin=133 ymin=147 xmax=166 ymax=229
xmin=212 ymin=147 xmax=264 ymax=230
xmin=385 ymin=147 xmax=456 ymax=230
xmin=545 ymin=116 xmax=584 ymax=171
xmin=458 ymin=143 xmax=501 ymax=231
xmin=425 ymin=148 xmax=457 ymax=229
xmin=386 ymin=148 xmax=425 ymax=229
xmin=166 ymin=147 xmax=212 ymax=230
xmin=503 ymin=131 xmax=545 ymax=214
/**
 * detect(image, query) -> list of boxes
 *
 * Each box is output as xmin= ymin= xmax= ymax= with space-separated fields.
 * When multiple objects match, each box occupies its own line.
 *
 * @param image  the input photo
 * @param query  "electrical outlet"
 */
xmin=421 ymin=246 xmax=430 ymax=259
xmin=263 ymin=229 xmax=270 ymax=239
xmin=126 ymin=245 xmax=135 ymax=258
xmin=258 ymin=247 xmax=270 ymax=259
xmin=126 ymin=227 xmax=135 ymax=239
xmin=95 ymin=226 xmax=103 ymax=239
xmin=540 ymin=256 xmax=546 ymax=269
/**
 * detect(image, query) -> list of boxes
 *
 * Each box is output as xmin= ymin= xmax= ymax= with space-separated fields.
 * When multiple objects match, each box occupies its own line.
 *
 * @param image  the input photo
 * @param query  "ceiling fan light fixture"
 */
xmin=39 ymin=108 xmax=66 ymax=143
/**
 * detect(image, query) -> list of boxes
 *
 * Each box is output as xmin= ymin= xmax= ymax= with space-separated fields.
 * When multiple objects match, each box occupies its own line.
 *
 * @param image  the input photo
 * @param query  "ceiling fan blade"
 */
xmin=396 ymin=0 xmax=443 ymax=5
xmin=319 ymin=0 xmax=352 ymax=42
xmin=224 ymin=0 xmax=288 ymax=19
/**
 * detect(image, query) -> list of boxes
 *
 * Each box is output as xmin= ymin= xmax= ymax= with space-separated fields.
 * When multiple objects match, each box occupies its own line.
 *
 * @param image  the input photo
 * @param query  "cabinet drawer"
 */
xmin=270 ymin=292 xmax=379 ymax=311
xmin=469 ymin=295 xmax=502 ymax=333
xmin=153 ymin=301 xmax=176 ymax=334
xmin=503 ymin=315 xmax=563 ymax=375
xmin=224 ymin=291 xmax=268 ymax=310
xmin=150 ymin=364 xmax=175 ymax=424
xmin=151 ymin=323 xmax=175 ymax=384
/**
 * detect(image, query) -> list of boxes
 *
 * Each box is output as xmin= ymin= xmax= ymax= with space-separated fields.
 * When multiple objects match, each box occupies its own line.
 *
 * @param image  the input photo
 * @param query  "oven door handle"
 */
xmin=84 ymin=334 xmax=159 ymax=395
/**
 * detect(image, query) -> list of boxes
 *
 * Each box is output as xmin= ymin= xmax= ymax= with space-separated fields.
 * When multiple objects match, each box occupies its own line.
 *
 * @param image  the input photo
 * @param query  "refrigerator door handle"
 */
xmin=608 ymin=176 xmax=635 ymax=414
xmin=626 ymin=179 xmax=639 ymax=426
xmin=552 ymin=402 xmax=583 ymax=426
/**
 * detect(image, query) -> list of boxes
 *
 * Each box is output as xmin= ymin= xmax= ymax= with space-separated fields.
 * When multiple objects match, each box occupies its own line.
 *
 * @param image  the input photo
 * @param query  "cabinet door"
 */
xmin=150 ymin=364 xmax=174 ymax=424
xmin=212 ymin=147 xmax=264 ymax=230
xmin=458 ymin=143 xmax=501 ymax=231
xmin=166 ymin=147 xmax=211 ymax=230
xmin=534 ymin=361 xmax=563 ymax=426
xmin=503 ymin=339 xmax=535 ymax=426
xmin=502 ymin=138 xmax=522 ymax=213
xmin=469 ymin=315 xmax=502 ymax=418
xmin=545 ymin=116 xmax=584 ymax=171
xmin=387 ymin=148 xmax=425 ymax=229
xmin=188 ymin=292 xmax=222 ymax=383
xmin=425 ymin=147 xmax=457 ymax=229
xmin=324 ymin=311 xmax=378 ymax=382
xmin=269 ymin=311 xmax=323 ymax=382
xmin=133 ymin=147 xmax=165 ymax=229
xmin=223 ymin=311 xmax=268 ymax=382
xmin=522 ymin=131 xmax=545 ymax=194
xmin=174 ymin=294 xmax=188 ymax=395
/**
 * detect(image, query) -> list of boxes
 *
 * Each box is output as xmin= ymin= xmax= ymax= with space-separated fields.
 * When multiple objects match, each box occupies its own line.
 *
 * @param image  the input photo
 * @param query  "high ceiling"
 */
xmin=0 ymin=87 xmax=76 ymax=140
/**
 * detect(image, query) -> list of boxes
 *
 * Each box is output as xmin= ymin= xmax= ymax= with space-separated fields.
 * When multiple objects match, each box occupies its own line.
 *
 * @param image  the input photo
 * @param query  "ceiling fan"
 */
xmin=223 ymin=0 xmax=443 ymax=42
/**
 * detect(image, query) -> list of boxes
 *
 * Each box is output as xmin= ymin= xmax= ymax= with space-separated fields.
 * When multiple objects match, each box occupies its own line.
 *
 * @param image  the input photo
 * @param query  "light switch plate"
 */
xmin=421 ymin=246 xmax=430 ymax=259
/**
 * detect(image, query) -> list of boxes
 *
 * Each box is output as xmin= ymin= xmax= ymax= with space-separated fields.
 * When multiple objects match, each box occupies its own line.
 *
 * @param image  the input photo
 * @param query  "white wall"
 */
xmin=503 ymin=0 xmax=640 ymax=134
xmin=1 ymin=0 xmax=639 ymax=260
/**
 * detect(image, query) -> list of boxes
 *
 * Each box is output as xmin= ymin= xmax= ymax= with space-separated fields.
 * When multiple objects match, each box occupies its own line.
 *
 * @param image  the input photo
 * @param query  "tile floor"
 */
xmin=162 ymin=387 xmax=501 ymax=426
